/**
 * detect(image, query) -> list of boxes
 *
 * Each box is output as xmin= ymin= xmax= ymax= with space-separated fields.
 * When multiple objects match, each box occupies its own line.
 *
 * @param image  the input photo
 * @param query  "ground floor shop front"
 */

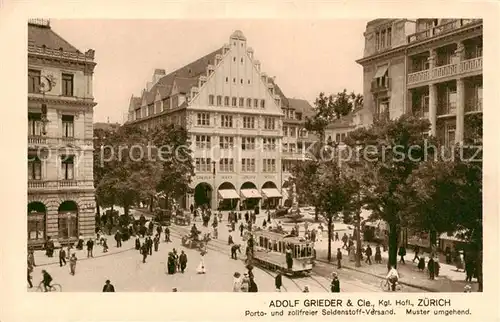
xmin=28 ymin=191 xmax=96 ymax=248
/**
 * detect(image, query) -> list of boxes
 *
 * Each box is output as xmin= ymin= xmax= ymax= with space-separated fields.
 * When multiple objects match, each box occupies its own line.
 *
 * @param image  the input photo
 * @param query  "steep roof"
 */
xmin=28 ymin=23 xmax=80 ymax=52
xmin=144 ymin=47 xmax=222 ymax=105
xmin=288 ymin=98 xmax=314 ymax=117
xmin=326 ymin=112 xmax=356 ymax=129
xmin=268 ymin=79 xmax=290 ymax=108
xmin=174 ymin=77 xmax=199 ymax=94
xmin=129 ymin=96 xmax=141 ymax=112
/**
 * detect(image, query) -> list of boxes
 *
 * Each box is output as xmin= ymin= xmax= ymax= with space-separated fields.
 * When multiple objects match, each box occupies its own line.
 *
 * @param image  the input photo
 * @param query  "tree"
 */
xmin=93 ymin=128 xmax=114 ymax=215
xmin=150 ymin=124 xmax=195 ymax=210
xmin=345 ymin=115 xmax=434 ymax=268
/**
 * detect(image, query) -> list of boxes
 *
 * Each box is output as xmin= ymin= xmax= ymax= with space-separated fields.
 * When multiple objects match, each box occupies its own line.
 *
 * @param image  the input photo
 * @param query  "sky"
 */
xmin=50 ymin=19 xmax=368 ymax=124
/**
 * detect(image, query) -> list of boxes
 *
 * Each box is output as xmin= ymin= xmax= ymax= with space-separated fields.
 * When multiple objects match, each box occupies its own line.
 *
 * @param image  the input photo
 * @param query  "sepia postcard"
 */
xmin=0 ymin=1 xmax=498 ymax=321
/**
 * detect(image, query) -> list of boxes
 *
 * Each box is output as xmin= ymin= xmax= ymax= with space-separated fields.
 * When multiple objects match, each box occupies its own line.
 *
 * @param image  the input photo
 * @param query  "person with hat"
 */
xmin=102 ymin=280 xmax=115 ymax=292
xmin=233 ymin=272 xmax=242 ymax=292
xmin=172 ymin=287 xmax=178 ymax=292
xmin=331 ymin=272 xmax=340 ymax=292
xmin=302 ymin=286 xmax=310 ymax=293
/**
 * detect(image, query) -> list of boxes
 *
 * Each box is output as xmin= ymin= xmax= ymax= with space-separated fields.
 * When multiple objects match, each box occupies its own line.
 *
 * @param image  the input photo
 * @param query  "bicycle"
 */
xmin=36 ymin=281 xmax=62 ymax=292
xmin=380 ymin=279 xmax=403 ymax=292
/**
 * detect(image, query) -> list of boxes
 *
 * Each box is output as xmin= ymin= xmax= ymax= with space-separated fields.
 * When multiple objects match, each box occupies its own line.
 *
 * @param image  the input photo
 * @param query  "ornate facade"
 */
xmin=28 ymin=19 xmax=97 ymax=247
xmin=126 ymin=30 xmax=314 ymax=210
xmin=357 ymin=19 xmax=482 ymax=145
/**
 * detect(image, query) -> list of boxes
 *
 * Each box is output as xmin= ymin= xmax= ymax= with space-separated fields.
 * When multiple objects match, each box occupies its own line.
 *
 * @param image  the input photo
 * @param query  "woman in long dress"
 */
xmin=197 ymin=253 xmax=206 ymax=274
xmin=233 ymin=272 xmax=242 ymax=292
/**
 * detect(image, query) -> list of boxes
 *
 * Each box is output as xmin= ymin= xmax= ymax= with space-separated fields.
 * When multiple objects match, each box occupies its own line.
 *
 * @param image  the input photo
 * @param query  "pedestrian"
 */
xmin=231 ymin=244 xmax=241 ymax=260
xmin=59 ymin=247 xmax=67 ymax=266
xmin=375 ymin=245 xmax=382 ymax=264
xmin=244 ymin=212 xmax=249 ymax=222
xmin=135 ymin=237 xmax=141 ymax=250
xmin=336 ymin=248 xmax=342 ymax=269
xmin=86 ymin=238 xmax=94 ymax=258
xmin=248 ymin=277 xmax=258 ymax=292
xmin=398 ymin=245 xmax=406 ymax=264
xmin=241 ymin=273 xmax=250 ymax=292
xmin=335 ymin=232 xmax=339 ymax=241
xmin=190 ymin=204 xmax=194 ymax=214
xmin=413 ymin=245 xmax=420 ymax=263
xmin=69 ymin=253 xmax=77 ymax=275
xmin=228 ymin=231 xmax=234 ymax=245
xmin=28 ymin=249 xmax=36 ymax=267
xmin=428 ymin=257 xmax=435 ymax=280
xmin=445 ymin=246 xmax=452 ymax=264
xmin=154 ymin=235 xmax=160 ymax=252
xmin=196 ymin=253 xmax=206 ymax=274
xmin=434 ymin=257 xmax=440 ymax=277
xmin=233 ymin=272 xmax=242 ymax=292
xmin=27 ymin=262 xmax=33 ymax=288
xmin=341 ymin=233 xmax=348 ymax=249
xmin=167 ymin=252 xmax=176 ymax=274
xmin=102 ymin=238 xmax=108 ymax=253
xmin=102 ymin=279 xmax=115 ymax=292
xmin=465 ymin=260 xmax=474 ymax=282
xmin=418 ymin=257 xmax=426 ymax=271
xmin=365 ymin=245 xmax=372 ymax=265
xmin=275 ymin=271 xmax=282 ymax=292
xmin=239 ymin=222 xmax=244 ymax=237
xmin=141 ymin=243 xmax=148 ymax=263
xmin=147 ymin=236 xmax=153 ymax=255
xmin=331 ymin=272 xmax=340 ymax=292
xmin=286 ymin=245 xmax=293 ymax=269
xmin=164 ymin=226 xmax=171 ymax=242
xmin=115 ymin=231 xmax=122 ymax=248
xmin=179 ymin=250 xmax=187 ymax=273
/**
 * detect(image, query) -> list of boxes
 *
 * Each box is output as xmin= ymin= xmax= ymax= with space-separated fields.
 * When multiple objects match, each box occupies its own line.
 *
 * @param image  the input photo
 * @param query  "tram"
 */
xmin=251 ymin=228 xmax=314 ymax=276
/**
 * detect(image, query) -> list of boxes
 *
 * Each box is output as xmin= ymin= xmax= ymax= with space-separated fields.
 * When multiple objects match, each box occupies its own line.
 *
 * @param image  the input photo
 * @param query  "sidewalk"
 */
xmin=314 ymin=236 xmax=474 ymax=292
xmin=31 ymin=236 xmax=136 ymax=267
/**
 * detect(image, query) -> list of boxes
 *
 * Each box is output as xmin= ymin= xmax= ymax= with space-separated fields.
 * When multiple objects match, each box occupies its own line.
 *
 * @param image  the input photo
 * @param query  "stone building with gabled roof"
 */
xmin=126 ymin=30 xmax=315 ymax=210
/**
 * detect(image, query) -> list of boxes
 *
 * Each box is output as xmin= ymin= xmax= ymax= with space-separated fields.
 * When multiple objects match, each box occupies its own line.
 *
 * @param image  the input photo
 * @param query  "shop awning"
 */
xmin=218 ymin=189 xmax=240 ymax=200
xmin=262 ymin=188 xmax=282 ymax=198
xmin=373 ymin=65 xmax=388 ymax=79
xmin=240 ymin=189 xmax=262 ymax=199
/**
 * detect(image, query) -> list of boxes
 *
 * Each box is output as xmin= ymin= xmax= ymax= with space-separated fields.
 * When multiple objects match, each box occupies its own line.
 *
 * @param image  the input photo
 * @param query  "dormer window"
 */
xmin=241 ymin=57 xmax=244 ymax=64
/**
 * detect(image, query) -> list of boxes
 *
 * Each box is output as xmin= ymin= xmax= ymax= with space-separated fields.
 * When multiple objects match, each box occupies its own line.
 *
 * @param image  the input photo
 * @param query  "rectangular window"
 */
xmin=28 ymin=156 xmax=42 ymax=180
xmin=264 ymin=117 xmax=275 ymax=130
xmin=62 ymin=73 xmax=74 ymax=96
xmin=387 ymin=28 xmax=392 ymax=47
xmin=148 ymin=104 xmax=154 ymax=116
xmin=375 ymin=32 xmax=380 ymax=51
xmin=239 ymin=97 xmax=244 ymax=107
xmin=28 ymin=69 xmax=41 ymax=93
xmin=232 ymin=97 xmax=237 ymax=107
xmin=221 ymin=115 xmax=233 ymax=128
xmin=246 ymin=98 xmax=252 ymax=107
xmin=135 ymin=109 xmax=141 ymax=120
xmin=263 ymin=138 xmax=276 ymax=151
xmin=243 ymin=116 xmax=255 ymax=129
xmin=28 ymin=113 xmax=42 ymax=136
xmin=219 ymin=158 xmax=234 ymax=172
xmin=262 ymin=159 xmax=277 ymax=172
xmin=164 ymin=98 xmax=171 ymax=110
xmin=296 ymin=112 xmax=302 ymax=120
xmin=209 ymin=95 xmax=215 ymax=106
xmin=253 ymin=99 xmax=258 ymax=108
xmin=242 ymin=137 xmax=255 ymax=150
xmin=224 ymin=96 xmax=230 ymax=106
xmin=289 ymin=127 xmax=296 ymax=137
xmin=219 ymin=136 xmax=234 ymax=149
xmin=195 ymin=158 xmax=212 ymax=172
xmin=172 ymin=95 xmax=179 ymax=108
xmin=217 ymin=95 xmax=222 ymax=106
xmin=61 ymin=156 xmax=74 ymax=180
xmin=241 ymin=158 xmax=256 ymax=172
xmin=260 ymin=100 xmax=265 ymax=108
xmin=62 ymin=115 xmax=74 ymax=138
xmin=274 ymin=99 xmax=280 ymax=107
xmin=283 ymin=126 xmax=288 ymax=137
xmin=196 ymin=113 xmax=210 ymax=126
xmin=195 ymin=135 xmax=211 ymax=149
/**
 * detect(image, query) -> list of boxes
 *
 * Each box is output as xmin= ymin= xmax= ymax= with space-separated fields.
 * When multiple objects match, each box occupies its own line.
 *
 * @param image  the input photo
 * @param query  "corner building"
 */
xmin=28 ymin=20 xmax=97 ymax=248
xmin=127 ymin=30 xmax=314 ymax=210
xmin=357 ymin=19 xmax=482 ymax=146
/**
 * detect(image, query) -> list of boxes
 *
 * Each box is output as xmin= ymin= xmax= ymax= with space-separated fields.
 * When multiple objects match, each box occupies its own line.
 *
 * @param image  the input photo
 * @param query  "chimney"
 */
xmin=152 ymin=68 xmax=166 ymax=85
xmin=107 ymin=117 xmax=110 ymax=124
xmin=146 ymin=81 xmax=153 ymax=91
xmin=247 ymin=47 xmax=254 ymax=60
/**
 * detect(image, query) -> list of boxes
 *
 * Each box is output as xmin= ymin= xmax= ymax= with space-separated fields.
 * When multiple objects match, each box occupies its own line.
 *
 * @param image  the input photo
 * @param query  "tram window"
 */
xmin=294 ymin=245 xmax=299 ymax=258
xmin=259 ymin=237 xmax=264 ymax=246
xmin=273 ymin=242 xmax=278 ymax=251
xmin=300 ymin=245 xmax=306 ymax=257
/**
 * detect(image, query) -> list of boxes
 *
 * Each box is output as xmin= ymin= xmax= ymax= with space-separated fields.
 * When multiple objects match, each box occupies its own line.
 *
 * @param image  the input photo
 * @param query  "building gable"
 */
xmin=189 ymin=37 xmax=282 ymax=116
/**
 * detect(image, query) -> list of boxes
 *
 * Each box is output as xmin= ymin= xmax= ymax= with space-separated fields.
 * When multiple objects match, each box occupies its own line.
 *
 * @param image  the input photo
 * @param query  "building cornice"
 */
xmin=28 ymin=95 xmax=97 ymax=107
xmin=356 ymin=46 xmax=406 ymax=65
xmin=28 ymin=49 xmax=96 ymax=74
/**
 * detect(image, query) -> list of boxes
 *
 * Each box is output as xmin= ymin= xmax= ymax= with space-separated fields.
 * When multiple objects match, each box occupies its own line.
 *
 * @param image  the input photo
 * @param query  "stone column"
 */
xmin=456 ymin=78 xmax=465 ymax=144
xmin=429 ymin=84 xmax=437 ymax=136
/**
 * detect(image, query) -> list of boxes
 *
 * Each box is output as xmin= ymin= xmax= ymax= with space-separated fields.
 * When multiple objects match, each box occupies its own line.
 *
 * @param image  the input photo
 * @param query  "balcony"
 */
xmin=407 ymin=19 xmax=482 ymax=44
xmin=407 ymin=57 xmax=482 ymax=86
xmin=28 ymin=136 xmax=47 ymax=146
xmin=28 ymin=180 xmax=94 ymax=192
xmin=437 ymin=104 xmax=457 ymax=117
xmin=465 ymin=98 xmax=482 ymax=113
xmin=371 ymin=78 xmax=391 ymax=93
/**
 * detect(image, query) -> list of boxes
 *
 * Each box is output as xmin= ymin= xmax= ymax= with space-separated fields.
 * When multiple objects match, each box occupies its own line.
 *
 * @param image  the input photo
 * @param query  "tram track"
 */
xmin=168 ymin=225 xmax=380 ymax=292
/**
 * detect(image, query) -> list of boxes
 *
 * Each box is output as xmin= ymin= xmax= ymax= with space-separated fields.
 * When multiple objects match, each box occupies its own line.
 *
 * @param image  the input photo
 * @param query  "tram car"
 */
xmin=252 ymin=228 xmax=314 ymax=276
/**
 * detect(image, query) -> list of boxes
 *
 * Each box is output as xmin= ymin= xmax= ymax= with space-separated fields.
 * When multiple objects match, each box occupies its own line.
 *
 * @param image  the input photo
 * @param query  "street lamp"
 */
xmin=38 ymin=75 xmax=56 ymax=135
xmin=212 ymin=161 xmax=216 ymax=210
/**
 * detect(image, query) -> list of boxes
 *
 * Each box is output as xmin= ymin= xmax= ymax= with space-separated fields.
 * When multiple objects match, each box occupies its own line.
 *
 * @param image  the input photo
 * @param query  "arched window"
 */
xmin=28 ymin=202 xmax=46 ymax=242
xmin=58 ymin=200 xmax=78 ymax=239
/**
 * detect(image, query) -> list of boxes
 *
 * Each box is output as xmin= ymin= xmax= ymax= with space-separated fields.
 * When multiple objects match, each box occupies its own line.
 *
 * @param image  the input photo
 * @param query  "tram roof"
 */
xmin=253 ymin=229 xmax=313 ymax=245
